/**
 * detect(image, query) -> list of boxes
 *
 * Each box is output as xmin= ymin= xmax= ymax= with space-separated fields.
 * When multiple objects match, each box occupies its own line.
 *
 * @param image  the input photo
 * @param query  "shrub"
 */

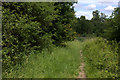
xmin=2 ymin=6 xmax=54 ymax=72
xmin=82 ymin=38 xmax=119 ymax=78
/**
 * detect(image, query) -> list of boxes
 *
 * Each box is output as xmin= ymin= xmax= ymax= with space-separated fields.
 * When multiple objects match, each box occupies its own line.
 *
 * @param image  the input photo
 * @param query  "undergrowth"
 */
xmin=82 ymin=37 xmax=119 ymax=78
xmin=2 ymin=40 xmax=81 ymax=78
xmin=3 ymin=38 xmax=119 ymax=78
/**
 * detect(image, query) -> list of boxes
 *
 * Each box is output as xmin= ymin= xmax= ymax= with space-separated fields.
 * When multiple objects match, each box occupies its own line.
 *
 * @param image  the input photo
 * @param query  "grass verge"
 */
xmin=81 ymin=37 xmax=119 ymax=78
xmin=3 ymin=40 xmax=82 ymax=78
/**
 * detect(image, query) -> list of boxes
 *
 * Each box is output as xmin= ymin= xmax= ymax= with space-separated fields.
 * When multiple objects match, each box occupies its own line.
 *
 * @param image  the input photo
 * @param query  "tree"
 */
xmin=104 ymin=7 xmax=120 ymax=42
xmin=73 ymin=16 xmax=94 ymax=37
xmin=92 ymin=10 xmax=100 ymax=21
xmin=91 ymin=10 xmax=107 ymax=36
xmin=2 ymin=2 xmax=77 ymax=72
xmin=51 ymin=2 xmax=77 ymax=45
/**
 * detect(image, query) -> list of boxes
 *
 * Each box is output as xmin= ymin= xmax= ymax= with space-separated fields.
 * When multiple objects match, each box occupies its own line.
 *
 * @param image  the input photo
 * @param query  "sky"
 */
xmin=73 ymin=0 xmax=120 ymax=20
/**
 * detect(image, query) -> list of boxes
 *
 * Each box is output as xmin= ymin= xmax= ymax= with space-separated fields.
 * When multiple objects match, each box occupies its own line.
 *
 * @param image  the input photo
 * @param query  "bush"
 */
xmin=2 ymin=6 xmax=54 ymax=72
xmin=2 ymin=2 xmax=76 ymax=74
xmin=82 ymin=38 xmax=119 ymax=78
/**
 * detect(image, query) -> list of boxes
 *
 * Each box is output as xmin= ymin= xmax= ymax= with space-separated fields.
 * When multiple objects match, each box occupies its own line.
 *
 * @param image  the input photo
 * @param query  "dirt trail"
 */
xmin=77 ymin=50 xmax=86 ymax=79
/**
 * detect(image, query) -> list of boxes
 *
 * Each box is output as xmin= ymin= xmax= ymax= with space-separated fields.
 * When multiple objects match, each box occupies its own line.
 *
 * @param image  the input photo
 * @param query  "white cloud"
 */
xmin=73 ymin=3 xmax=82 ymax=8
xmin=77 ymin=0 xmax=119 ymax=4
xmin=85 ymin=4 xmax=96 ymax=10
xmin=76 ymin=0 xmax=120 ymax=6
xmin=78 ymin=0 xmax=96 ymax=4
xmin=104 ymin=6 xmax=115 ymax=11
xmin=98 ymin=0 xmax=114 ymax=3
xmin=97 ymin=0 xmax=120 ymax=6
xmin=74 ymin=0 xmax=119 ymax=20
xmin=98 ymin=0 xmax=119 ymax=3
xmin=75 ymin=11 xmax=93 ymax=20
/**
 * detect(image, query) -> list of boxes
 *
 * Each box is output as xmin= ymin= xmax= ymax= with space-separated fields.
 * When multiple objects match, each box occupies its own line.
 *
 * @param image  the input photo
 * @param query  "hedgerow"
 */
xmin=2 ymin=2 xmax=76 ymax=73
xmin=82 ymin=38 xmax=119 ymax=78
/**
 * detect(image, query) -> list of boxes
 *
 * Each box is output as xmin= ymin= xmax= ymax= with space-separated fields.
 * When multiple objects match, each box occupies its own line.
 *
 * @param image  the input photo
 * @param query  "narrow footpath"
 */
xmin=77 ymin=50 xmax=86 ymax=79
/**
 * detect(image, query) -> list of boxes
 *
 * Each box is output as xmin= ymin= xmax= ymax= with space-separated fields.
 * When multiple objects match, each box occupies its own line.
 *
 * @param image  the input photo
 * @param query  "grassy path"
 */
xmin=77 ymin=50 xmax=86 ymax=78
xmin=3 ymin=38 xmax=119 ymax=78
xmin=3 ymin=40 xmax=82 ymax=78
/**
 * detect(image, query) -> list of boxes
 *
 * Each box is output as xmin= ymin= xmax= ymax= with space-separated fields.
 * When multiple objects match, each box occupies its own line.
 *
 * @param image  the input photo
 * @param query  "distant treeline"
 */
xmin=73 ymin=9 xmax=120 ymax=42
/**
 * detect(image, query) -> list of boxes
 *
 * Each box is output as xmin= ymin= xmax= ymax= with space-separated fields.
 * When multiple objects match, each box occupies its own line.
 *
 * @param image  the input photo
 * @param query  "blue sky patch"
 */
xmin=74 ymin=0 xmax=120 ymax=20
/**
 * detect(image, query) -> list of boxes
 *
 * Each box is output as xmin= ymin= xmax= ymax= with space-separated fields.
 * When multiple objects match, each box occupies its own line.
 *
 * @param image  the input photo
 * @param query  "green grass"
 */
xmin=3 ymin=38 xmax=119 ymax=78
xmin=81 ymin=37 xmax=119 ymax=78
xmin=3 ymin=40 xmax=82 ymax=78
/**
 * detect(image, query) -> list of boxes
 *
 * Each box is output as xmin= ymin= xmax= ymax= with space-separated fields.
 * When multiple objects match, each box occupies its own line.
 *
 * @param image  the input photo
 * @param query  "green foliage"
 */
xmin=2 ymin=2 xmax=77 ymax=73
xmin=82 ymin=38 xmax=119 ymax=78
xmin=73 ymin=16 xmax=94 ymax=36
xmin=3 ymin=41 xmax=81 ymax=78
xmin=104 ymin=8 xmax=120 ymax=42
xmin=91 ymin=10 xmax=107 ymax=36
xmin=73 ymin=8 xmax=120 ymax=42
xmin=73 ymin=10 xmax=107 ymax=37
xmin=52 ymin=2 xmax=77 ymax=44
xmin=2 ymin=6 xmax=53 ymax=71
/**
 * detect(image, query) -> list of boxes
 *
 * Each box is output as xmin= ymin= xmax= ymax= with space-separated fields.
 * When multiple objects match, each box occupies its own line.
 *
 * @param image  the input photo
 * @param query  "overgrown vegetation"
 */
xmin=1 ymin=2 xmax=120 ymax=79
xmin=3 ymin=41 xmax=81 ymax=78
xmin=73 ymin=7 xmax=120 ymax=78
xmin=2 ymin=2 xmax=76 ymax=73
xmin=74 ymin=8 xmax=120 ymax=41
xmin=104 ymin=8 xmax=120 ymax=42
xmin=82 ymin=38 xmax=119 ymax=78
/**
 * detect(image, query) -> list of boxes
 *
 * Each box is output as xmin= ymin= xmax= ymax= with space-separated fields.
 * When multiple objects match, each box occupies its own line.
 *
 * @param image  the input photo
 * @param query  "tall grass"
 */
xmin=3 ymin=40 xmax=82 ymax=78
xmin=82 ymin=38 xmax=119 ymax=78
xmin=3 ymin=38 xmax=119 ymax=78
